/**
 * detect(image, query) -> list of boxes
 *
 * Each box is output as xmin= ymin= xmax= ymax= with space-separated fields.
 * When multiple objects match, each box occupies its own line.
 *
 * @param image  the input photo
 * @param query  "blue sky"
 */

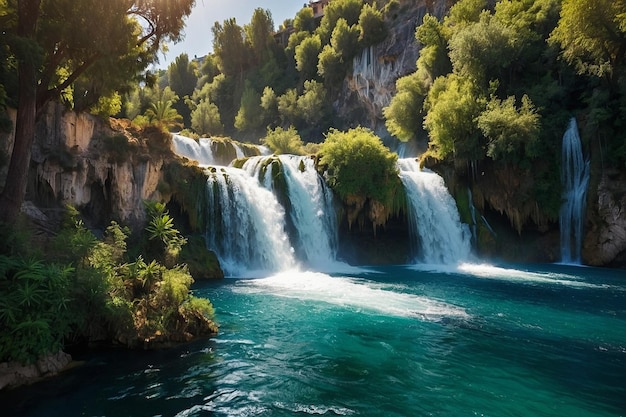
xmin=157 ymin=0 xmax=305 ymax=67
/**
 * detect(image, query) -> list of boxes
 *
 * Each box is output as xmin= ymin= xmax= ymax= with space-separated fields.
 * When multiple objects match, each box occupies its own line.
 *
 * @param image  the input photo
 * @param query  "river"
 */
xmin=3 ymin=262 xmax=624 ymax=416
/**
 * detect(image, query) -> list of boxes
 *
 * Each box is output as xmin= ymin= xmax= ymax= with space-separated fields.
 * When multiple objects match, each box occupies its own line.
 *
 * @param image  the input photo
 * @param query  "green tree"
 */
xmin=550 ymin=0 xmax=626 ymax=88
xmin=423 ymin=74 xmax=485 ymax=160
xmin=277 ymin=88 xmax=299 ymax=126
xmin=212 ymin=18 xmax=251 ymax=78
xmin=0 ymin=0 xmax=194 ymax=223
xmin=260 ymin=86 xmax=279 ymax=127
xmin=144 ymin=100 xmax=183 ymax=131
xmin=261 ymin=126 xmax=304 ymax=154
xmin=358 ymin=3 xmax=387 ymax=46
xmin=294 ymin=6 xmax=316 ymax=33
xmin=234 ymin=83 xmax=263 ymax=133
xmin=191 ymin=100 xmax=224 ymax=136
xmin=167 ymin=53 xmax=198 ymax=127
xmin=383 ymin=72 xmax=428 ymax=142
xmin=318 ymin=44 xmax=346 ymax=88
xmin=476 ymin=94 xmax=540 ymax=162
xmin=316 ymin=0 xmax=364 ymax=44
xmin=297 ymin=80 xmax=327 ymax=125
xmin=295 ymin=34 xmax=322 ymax=81
xmin=331 ymin=18 xmax=361 ymax=61
xmin=197 ymin=54 xmax=221 ymax=86
xmin=245 ymin=8 xmax=275 ymax=65
xmin=319 ymin=127 xmax=398 ymax=203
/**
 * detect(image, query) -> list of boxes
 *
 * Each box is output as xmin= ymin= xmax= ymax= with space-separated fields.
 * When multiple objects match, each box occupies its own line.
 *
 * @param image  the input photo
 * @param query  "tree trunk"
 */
xmin=0 ymin=0 xmax=41 ymax=224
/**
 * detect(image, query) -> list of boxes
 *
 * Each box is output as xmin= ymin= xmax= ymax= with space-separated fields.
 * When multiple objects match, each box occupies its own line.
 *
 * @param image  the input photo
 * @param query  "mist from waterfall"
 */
xmin=560 ymin=117 xmax=590 ymax=264
xmin=398 ymin=159 xmax=472 ymax=265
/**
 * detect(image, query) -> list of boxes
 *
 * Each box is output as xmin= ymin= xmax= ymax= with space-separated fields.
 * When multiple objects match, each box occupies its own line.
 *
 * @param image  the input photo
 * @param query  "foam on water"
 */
xmin=233 ymin=271 xmax=469 ymax=321
xmin=454 ymin=263 xmax=611 ymax=289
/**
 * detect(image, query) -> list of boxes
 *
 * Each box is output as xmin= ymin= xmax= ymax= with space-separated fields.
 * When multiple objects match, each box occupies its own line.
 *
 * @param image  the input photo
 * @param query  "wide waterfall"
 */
xmin=398 ymin=159 xmax=472 ymax=264
xmin=560 ymin=117 xmax=590 ymax=264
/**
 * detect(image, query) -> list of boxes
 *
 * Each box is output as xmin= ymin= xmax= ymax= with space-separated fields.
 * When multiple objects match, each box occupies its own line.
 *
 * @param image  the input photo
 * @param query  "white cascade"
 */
xmin=559 ymin=117 xmax=590 ymax=264
xmin=172 ymin=134 xmax=217 ymax=165
xmin=205 ymin=166 xmax=297 ymax=276
xmin=242 ymin=155 xmax=339 ymax=268
xmin=398 ymin=159 xmax=472 ymax=264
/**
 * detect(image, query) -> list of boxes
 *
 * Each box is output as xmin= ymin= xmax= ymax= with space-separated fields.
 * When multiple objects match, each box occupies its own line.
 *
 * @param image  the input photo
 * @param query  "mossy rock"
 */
xmin=180 ymin=235 xmax=224 ymax=280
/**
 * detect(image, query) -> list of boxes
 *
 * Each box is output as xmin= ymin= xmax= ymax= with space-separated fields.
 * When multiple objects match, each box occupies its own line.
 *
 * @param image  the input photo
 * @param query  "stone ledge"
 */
xmin=0 ymin=351 xmax=72 ymax=391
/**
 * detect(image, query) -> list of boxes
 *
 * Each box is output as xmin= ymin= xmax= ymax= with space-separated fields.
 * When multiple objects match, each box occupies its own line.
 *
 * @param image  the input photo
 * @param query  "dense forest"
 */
xmin=1 ymin=0 xmax=626 ymax=387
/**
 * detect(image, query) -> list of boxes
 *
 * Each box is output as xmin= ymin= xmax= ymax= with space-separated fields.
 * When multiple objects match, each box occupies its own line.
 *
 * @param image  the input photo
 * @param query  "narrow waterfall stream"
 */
xmin=398 ymin=158 xmax=472 ymax=264
xmin=560 ymin=118 xmax=589 ymax=264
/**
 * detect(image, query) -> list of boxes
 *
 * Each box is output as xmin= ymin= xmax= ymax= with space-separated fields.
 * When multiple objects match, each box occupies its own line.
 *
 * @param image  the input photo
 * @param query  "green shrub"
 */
xmin=319 ymin=127 xmax=399 ymax=204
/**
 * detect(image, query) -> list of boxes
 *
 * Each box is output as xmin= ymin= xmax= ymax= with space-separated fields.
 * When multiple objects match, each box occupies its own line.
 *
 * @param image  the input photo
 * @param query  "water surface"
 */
xmin=2 ymin=263 xmax=625 ymax=416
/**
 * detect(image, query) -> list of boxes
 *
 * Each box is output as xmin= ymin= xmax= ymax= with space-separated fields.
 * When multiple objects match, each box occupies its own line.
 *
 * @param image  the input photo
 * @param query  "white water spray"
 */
xmin=205 ymin=167 xmax=297 ymax=276
xmin=398 ymin=159 xmax=472 ymax=264
xmin=560 ymin=118 xmax=589 ymax=264
xmin=242 ymin=155 xmax=339 ymax=268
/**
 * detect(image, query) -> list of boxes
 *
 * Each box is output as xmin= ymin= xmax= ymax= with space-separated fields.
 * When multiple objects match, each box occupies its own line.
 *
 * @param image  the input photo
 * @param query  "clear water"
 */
xmin=3 ymin=263 xmax=625 ymax=417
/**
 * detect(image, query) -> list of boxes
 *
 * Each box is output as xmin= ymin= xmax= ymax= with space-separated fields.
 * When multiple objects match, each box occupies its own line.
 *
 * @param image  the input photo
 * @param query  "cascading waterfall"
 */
xmin=205 ymin=166 xmax=297 ymax=276
xmin=241 ymin=155 xmax=339 ymax=268
xmin=398 ymin=159 xmax=472 ymax=264
xmin=171 ymin=134 xmax=267 ymax=166
xmin=560 ymin=117 xmax=590 ymax=264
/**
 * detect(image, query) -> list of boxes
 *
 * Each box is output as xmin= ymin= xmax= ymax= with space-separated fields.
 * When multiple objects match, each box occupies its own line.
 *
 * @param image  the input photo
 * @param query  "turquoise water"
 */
xmin=2 ymin=263 xmax=625 ymax=416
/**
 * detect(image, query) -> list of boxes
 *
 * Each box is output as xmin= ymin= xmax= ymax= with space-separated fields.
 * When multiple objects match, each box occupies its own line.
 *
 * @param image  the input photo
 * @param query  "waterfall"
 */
xmin=560 ymin=117 xmax=590 ymax=264
xmin=172 ymin=134 xmax=216 ymax=165
xmin=171 ymin=134 xmax=267 ymax=167
xmin=398 ymin=159 xmax=472 ymax=264
xmin=241 ymin=155 xmax=339 ymax=268
xmin=205 ymin=166 xmax=297 ymax=276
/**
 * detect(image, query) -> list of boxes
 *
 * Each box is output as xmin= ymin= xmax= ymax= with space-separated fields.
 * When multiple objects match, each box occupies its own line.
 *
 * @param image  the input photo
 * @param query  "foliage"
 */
xmin=295 ymin=34 xmax=322 ymax=81
xmin=234 ymin=83 xmax=263 ymax=133
xmin=319 ymin=127 xmax=398 ymax=203
xmin=261 ymin=126 xmax=304 ymax=155
xmin=143 ymin=99 xmax=184 ymax=132
xmin=476 ymin=94 xmax=540 ymax=162
xmin=0 ymin=256 xmax=75 ymax=364
xmin=297 ymin=80 xmax=328 ymax=126
xmin=358 ymin=3 xmax=387 ymax=46
xmin=383 ymin=72 xmax=428 ymax=142
xmin=191 ymin=100 xmax=224 ymax=136
xmin=423 ymin=74 xmax=485 ymax=160
xmin=549 ymin=0 xmax=626 ymax=85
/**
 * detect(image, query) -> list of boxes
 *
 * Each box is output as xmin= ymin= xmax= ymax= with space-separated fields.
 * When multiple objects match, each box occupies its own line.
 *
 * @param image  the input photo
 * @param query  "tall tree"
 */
xmin=167 ymin=53 xmax=197 ymax=126
xmin=212 ymin=18 xmax=250 ymax=78
xmin=0 ymin=0 xmax=194 ymax=223
xmin=550 ymin=0 xmax=626 ymax=89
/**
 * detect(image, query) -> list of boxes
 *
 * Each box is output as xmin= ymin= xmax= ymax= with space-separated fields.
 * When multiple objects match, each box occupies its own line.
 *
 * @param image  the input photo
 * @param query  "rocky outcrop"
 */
xmin=583 ymin=169 xmax=626 ymax=266
xmin=0 ymin=351 xmax=72 ymax=390
xmin=16 ymin=103 xmax=166 ymax=230
xmin=340 ymin=0 xmax=454 ymax=131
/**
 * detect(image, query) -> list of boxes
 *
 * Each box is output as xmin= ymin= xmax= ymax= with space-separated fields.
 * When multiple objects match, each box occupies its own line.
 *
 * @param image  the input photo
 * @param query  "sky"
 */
xmin=157 ymin=0 xmax=306 ymax=68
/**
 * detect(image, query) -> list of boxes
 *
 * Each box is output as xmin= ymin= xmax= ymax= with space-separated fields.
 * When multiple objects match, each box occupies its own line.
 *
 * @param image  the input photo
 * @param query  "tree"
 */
xmin=234 ymin=83 xmax=263 ymax=133
xmin=294 ymin=6 xmax=316 ymax=33
xmin=383 ymin=72 xmax=428 ymax=142
xmin=261 ymin=126 xmax=304 ymax=154
xmin=316 ymin=0 xmax=364 ymax=44
xmin=212 ymin=18 xmax=251 ymax=78
xmin=277 ymin=88 xmax=299 ymax=126
xmin=245 ymin=8 xmax=275 ymax=65
xmin=191 ymin=100 xmax=224 ymax=136
xmin=0 ymin=0 xmax=194 ymax=223
xmin=476 ymin=94 xmax=540 ymax=162
xmin=319 ymin=127 xmax=398 ymax=204
xmin=423 ymin=74 xmax=485 ymax=160
xmin=167 ymin=53 xmax=198 ymax=127
xmin=331 ymin=18 xmax=361 ymax=61
xmin=549 ymin=0 xmax=626 ymax=88
xmin=295 ymin=34 xmax=322 ymax=81
xmin=297 ymin=80 xmax=327 ymax=125
xmin=144 ymin=100 xmax=183 ymax=131
xmin=358 ymin=3 xmax=387 ymax=46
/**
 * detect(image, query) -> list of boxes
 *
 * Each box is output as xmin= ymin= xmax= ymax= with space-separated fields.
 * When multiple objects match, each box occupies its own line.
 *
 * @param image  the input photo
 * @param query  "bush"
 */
xmin=262 ymin=126 xmax=304 ymax=155
xmin=319 ymin=127 xmax=398 ymax=204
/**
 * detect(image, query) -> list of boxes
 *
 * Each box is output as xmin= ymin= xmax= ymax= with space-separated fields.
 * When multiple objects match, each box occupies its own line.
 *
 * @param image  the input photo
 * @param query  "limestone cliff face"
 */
xmin=583 ymin=169 xmax=626 ymax=267
xmin=339 ymin=0 xmax=453 ymax=132
xmin=4 ymin=103 xmax=165 ymax=229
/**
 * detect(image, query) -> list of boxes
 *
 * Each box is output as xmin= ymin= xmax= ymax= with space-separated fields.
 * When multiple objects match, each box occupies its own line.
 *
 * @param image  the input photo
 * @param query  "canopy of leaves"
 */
xmin=319 ymin=127 xmax=398 ymax=203
xmin=261 ymin=125 xmax=304 ymax=154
